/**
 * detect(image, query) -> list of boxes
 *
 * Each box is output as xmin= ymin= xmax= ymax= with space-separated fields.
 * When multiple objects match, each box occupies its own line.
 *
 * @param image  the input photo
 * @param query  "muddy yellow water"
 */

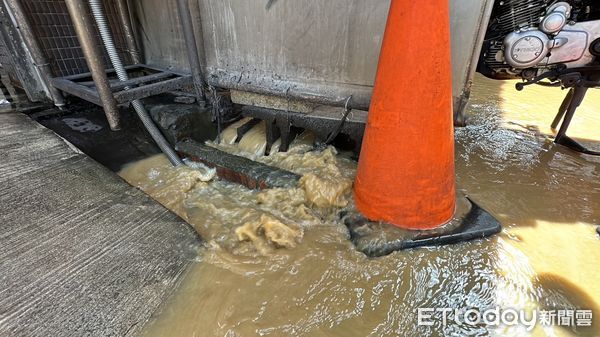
xmin=119 ymin=75 xmax=599 ymax=337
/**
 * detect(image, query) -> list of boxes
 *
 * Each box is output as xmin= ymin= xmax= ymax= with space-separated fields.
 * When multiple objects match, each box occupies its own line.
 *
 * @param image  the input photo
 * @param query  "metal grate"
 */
xmin=21 ymin=0 xmax=133 ymax=77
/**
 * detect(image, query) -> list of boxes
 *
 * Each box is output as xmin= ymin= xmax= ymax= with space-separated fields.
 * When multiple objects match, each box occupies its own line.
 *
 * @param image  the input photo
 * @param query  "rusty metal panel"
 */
xmin=134 ymin=0 xmax=493 ymax=115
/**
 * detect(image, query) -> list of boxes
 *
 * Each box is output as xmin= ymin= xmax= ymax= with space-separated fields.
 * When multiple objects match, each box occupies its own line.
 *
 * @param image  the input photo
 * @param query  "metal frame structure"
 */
xmin=63 ymin=0 xmax=121 ymax=129
xmin=517 ymin=65 xmax=600 ymax=156
xmin=53 ymin=0 xmax=194 ymax=131
xmin=51 ymin=64 xmax=193 ymax=107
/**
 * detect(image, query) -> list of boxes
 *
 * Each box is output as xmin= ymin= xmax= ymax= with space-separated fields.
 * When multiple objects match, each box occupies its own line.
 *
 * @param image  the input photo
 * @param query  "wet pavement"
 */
xmin=0 ymin=112 xmax=200 ymax=337
xmin=119 ymin=75 xmax=599 ymax=337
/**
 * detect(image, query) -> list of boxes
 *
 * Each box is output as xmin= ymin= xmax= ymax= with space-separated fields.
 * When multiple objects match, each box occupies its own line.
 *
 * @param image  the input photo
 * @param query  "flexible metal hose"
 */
xmin=88 ymin=0 xmax=183 ymax=166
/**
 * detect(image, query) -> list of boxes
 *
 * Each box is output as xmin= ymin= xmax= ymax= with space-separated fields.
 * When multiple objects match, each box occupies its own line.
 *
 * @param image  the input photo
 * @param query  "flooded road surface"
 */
xmin=119 ymin=75 xmax=599 ymax=337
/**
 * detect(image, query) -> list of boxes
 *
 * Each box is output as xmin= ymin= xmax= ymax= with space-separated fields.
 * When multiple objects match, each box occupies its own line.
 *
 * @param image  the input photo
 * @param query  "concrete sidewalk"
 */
xmin=0 ymin=113 xmax=201 ymax=336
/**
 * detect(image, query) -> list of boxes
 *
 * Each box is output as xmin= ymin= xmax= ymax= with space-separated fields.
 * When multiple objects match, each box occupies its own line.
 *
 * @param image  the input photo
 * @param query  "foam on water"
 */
xmin=119 ymin=75 xmax=600 ymax=336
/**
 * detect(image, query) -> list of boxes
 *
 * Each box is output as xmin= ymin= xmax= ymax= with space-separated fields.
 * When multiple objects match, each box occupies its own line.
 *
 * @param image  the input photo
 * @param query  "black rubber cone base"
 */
xmin=555 ymin=135 xmax=600 ymax=156
xmin=344 ymin=197 xmax=502 ymax=258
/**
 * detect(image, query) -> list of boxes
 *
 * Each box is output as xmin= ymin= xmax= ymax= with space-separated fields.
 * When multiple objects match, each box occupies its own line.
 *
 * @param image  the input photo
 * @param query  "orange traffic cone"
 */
xmin=354 ymin=0 xmax=456 ymax=230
